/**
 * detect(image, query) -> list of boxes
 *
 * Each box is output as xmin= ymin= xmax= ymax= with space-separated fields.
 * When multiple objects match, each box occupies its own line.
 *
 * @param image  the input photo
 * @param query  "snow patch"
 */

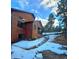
xmin=12 ymin=33 xmax=67 ymax=59
xmin=12 ymin=37 xmax=45 ymax=49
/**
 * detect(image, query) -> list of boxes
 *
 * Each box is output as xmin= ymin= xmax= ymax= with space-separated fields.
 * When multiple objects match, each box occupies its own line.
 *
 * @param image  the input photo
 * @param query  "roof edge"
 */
xmin=11 ymin=8 xmax=35 ymax=19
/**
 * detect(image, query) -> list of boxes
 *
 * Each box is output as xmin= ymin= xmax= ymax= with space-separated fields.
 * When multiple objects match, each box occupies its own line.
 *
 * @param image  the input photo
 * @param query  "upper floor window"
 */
xmin=17 ymin=16 xmax=26 ymax=28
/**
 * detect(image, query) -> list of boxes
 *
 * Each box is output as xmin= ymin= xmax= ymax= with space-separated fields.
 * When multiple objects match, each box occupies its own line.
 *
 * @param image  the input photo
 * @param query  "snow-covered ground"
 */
xmin=12 ymin=32 xmax=67 ymax=59
xmin=12 ymin=37 xmax=46 ymax=49
xmin=42 ymin=32 xmax=62 ymax=35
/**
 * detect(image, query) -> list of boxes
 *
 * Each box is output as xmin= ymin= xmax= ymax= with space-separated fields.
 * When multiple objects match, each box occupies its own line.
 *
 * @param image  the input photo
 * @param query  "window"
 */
xmin=18 ymin=33 xmax=25 ymax=39
xmin=17 ymin=16 xmax=26 ymax=28
xmin=34 ymin=24 xmax=36 ymax=30
xmin=38 ymin=27 xmax=42 ymax=34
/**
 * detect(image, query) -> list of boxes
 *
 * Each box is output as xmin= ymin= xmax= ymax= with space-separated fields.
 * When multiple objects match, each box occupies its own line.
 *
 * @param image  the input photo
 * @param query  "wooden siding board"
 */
xmin=11 ymin=9 xmax=35 ymax=42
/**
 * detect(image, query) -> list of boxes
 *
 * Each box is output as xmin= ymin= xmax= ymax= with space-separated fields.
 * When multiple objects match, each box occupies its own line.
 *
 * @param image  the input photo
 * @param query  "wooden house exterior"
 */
xmin=11 ymin=8 xmax=35 ymax=42
xmin=32 ymin=21 xmax=43 ymax=39
xmin=11 ymin=8 xmax=43 ymax=43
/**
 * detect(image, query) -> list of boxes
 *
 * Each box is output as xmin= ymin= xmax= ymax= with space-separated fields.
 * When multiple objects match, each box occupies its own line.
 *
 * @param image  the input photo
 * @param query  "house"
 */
xmin=32 ymin=21 xmax=43 ymax=39
xmin=11 ymin=8 xmax=44 ymax=43
xmin=11 ymin=8 xmax=35 ymax=42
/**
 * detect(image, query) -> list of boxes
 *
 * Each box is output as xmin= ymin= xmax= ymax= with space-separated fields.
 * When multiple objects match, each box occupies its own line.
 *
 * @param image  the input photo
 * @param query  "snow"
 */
xmin=12 ymin=32 xmax=67 ymax=59
xmin=12 ymin=37 xmax=45 ymax=49
xmin=36 ymin=42 xmax=66 ymax=54
xmin=48 ymin=35 xmax=59 ymax=41
xmin=35 ymin=53 xmax=43 ymax=59
xmin=12 ymin=46 xmax=38 ymax=59
xmin=42 ymin=32 xmax=62 ymax=35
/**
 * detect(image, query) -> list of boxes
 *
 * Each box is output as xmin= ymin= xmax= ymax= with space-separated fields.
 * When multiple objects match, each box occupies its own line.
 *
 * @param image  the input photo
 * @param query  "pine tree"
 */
xmin=44 ymin=13 xmax=55 ymax=32
xmin=57 ymin=0 xmax=67 ymax=37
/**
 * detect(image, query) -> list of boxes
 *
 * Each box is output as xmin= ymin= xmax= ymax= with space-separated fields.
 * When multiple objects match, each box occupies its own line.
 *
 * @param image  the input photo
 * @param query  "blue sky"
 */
xmin=11 ymin=0 xmax=61 ymax=26
xmin=11 ymin=0 xmax=52 ymax=19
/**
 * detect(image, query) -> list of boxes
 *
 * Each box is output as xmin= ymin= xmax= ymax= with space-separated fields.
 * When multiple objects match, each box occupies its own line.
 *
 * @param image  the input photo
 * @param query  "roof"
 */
xmin=34 ymin=21 xmax=43 ymax=28
xmin=11 ymin=8 xmax=35 ymax=19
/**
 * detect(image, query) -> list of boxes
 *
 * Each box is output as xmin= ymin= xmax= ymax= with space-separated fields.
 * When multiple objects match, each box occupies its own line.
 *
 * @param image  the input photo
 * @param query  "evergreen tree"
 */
xmin=44 ymin=13 xmax=55 ymax=32
xmin=57 ymin=0 xmax=67 ymax=37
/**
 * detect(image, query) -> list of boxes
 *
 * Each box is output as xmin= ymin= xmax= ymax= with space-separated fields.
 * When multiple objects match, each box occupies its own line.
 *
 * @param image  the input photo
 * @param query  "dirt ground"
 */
xmin=42 ymin=50 xmax=67 ymax=59
xmin=53 ymin=34 xmax=67 ymax=45
xmin=41 ymin=34 xmax=67 ymax=59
